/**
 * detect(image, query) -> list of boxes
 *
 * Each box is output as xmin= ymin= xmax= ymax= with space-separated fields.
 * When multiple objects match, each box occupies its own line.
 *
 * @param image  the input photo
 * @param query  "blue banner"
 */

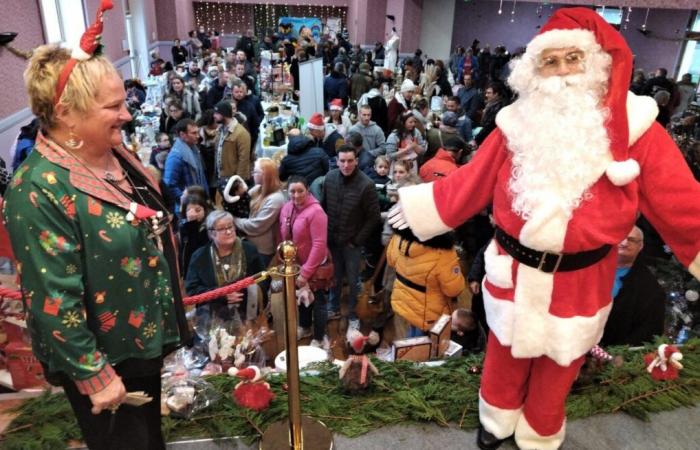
xmin=278 ymin=17 xmax=323 ymax=41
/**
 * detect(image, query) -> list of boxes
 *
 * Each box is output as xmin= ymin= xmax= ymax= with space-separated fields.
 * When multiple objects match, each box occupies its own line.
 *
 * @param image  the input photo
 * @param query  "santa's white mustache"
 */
xmin=535 ymin=73 xmax=587 ymax=95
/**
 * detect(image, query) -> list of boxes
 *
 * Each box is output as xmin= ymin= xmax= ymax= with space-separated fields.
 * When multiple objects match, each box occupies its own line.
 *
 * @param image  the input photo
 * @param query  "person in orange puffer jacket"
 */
xmin=387 ymin=226 xmax=465 ymax=337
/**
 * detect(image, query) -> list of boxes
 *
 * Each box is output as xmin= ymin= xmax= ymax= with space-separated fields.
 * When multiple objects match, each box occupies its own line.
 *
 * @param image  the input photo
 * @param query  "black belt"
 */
xmin=495 ymin=227 xmax=612 ymax=273
xmin=396 ymin=272 xmax=427 ymax=293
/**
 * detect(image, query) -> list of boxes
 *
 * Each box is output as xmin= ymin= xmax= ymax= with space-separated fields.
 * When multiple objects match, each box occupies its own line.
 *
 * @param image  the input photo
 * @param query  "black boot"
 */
xmin=477 ymin=426 xmax=506 ymax=450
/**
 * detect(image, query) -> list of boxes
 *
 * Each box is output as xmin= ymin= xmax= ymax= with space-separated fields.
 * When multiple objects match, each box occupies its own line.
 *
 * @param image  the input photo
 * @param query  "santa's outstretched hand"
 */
xmin=388 ymin=202 xmax=409 ymax=230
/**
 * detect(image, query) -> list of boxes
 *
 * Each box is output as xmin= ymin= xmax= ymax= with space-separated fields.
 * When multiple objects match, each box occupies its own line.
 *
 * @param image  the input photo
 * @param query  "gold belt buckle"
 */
xmin=537 ymin=251 xmax=563 ymax=273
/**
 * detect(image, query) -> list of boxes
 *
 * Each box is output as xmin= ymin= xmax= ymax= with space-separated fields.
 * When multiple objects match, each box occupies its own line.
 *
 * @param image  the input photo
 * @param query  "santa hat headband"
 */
xmin=525 ymin=7 xmax=633 ymax=175
xmin=54 ymin=0 xmax=114 ymax=106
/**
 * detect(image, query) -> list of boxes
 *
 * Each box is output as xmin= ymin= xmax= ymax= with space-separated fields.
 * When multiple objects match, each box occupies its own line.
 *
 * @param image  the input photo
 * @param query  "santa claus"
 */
xmin=390 ymin=7 xmax=700 ymax=450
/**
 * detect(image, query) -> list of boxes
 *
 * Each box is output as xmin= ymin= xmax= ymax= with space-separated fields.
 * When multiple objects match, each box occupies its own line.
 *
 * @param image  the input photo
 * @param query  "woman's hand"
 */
xmin=396 ymin=146 xmax=410 ymax=157
xmin=89 ymin=374 xmax=127 ymax=415
xmin=469 ymin=281 xmax=481 ymax=295
xmin=226 ymin=291 xmax=244 ymax=304
xmin=296 ymin=275 xmax=308 ymax=288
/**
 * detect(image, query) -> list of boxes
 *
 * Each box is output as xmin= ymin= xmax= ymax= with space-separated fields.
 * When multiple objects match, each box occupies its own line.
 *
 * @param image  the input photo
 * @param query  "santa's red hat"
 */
xmin=329 ymin=99 xmax=344 ymax=111
xmin=523 ymin=7 xmax=639 ymax=186
xmin=307 ymin=112 xmax=325 ymax=131
xmin=55 ymin=0 xmax=114 ymax=105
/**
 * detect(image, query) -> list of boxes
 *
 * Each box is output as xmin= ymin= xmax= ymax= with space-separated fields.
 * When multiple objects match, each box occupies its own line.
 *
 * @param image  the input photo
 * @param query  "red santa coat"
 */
xmin=399 ymin=92 xmax=700 ymax=366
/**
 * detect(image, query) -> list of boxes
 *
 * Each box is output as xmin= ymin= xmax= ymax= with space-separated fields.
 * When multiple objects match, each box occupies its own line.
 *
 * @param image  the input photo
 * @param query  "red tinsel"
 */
xmin=232 ymin=382 xmax=275 ymax=411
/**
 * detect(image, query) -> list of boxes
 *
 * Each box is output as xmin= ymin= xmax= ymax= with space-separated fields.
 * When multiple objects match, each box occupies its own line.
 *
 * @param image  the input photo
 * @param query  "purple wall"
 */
xmin=451 ymin=1 xmax=694 ymax=76
xmin=0 ymin=1 xmax=45 ymax=118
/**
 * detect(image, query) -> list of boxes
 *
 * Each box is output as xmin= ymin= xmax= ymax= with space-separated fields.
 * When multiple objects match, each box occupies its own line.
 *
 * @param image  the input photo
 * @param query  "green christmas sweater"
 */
xmin=3 ymin=134 xmax=182 ymax=395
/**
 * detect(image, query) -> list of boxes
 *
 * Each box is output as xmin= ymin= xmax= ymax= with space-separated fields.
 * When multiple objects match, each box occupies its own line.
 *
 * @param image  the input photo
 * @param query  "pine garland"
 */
xmin=3 ymin=340 xmax=700 ymax=449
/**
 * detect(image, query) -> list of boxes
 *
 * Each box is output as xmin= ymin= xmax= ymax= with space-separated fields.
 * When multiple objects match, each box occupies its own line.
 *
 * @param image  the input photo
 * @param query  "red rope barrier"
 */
xmin=182 ymin=275 xmax=258 ymax=306
xmin=0 ymin=273 xmax=269 ymax=306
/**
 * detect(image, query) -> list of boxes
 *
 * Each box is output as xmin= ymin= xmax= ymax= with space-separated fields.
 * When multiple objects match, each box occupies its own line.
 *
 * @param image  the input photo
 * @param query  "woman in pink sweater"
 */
xmin=279 ymin=175 xmax=329 ymax=347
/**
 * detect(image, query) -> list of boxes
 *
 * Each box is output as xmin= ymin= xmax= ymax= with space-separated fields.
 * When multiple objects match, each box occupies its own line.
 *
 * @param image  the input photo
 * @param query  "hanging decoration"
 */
xmin=510 ymin=0 xmax=517 ymax=23
xmin=624 ymin=7 xmax=633 ymax=31
xmin=498 ymin=0 xmax=503 ymax=15
xmin=641 ymin=8 xmax=650 ymax=32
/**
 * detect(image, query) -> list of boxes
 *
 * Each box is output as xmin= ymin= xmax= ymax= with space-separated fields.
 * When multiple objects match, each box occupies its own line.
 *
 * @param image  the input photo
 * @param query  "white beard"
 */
xmin=505 ymin=69 xmax=612 ymax=221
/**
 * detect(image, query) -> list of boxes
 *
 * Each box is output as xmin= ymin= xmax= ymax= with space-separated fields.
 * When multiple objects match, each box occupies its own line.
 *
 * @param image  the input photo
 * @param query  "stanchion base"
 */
xmin=260 ymin=416 xmax=333 ymax=450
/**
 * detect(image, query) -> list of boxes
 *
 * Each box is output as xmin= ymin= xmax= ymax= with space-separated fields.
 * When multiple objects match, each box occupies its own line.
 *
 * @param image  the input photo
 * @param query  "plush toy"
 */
xmin=228 ymin=366 xmax=275 ymax=411
xmin=644 ymin=344 xmax=684 ymax=381
xmin=339 ymin=329 xmax=380 ymax=393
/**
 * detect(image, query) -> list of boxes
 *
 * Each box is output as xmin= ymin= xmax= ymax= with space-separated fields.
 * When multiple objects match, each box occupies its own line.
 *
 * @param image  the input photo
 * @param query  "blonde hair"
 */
xmin=24 ymin=44 xmax=119 ymax=129
xmin=250 ymin=158 xmax=281 ymax=214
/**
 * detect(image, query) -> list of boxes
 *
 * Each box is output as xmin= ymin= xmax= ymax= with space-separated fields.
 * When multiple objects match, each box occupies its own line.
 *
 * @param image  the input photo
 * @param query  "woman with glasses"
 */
xmin=185 ymin=210 xmax=264 ymax=331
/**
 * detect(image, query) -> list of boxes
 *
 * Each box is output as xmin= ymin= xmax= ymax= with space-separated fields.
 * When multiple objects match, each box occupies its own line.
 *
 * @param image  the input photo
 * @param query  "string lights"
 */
xmin=193 ymin=2 xmax=347 ymax=38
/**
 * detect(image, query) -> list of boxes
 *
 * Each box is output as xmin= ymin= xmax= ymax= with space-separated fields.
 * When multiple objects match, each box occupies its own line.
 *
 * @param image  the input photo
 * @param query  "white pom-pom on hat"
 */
xmin=606 ymin=159 xmax=640 ymax=186
xmin=223 ymin=175 xmax=247 ymax=204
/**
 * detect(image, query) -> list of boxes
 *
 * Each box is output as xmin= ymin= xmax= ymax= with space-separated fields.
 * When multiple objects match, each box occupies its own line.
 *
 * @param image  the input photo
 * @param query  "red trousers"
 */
xmin=479 ymin=332 xmax=585 ymax=449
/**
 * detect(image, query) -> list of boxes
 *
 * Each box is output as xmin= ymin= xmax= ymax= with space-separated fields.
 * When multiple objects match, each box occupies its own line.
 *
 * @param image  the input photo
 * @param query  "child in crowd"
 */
xmin=150 ymin=132 xmax=171 ymax=173
xmin=221 ymin=174 xmax=251 ymax=219
xmin=387 ymin=225 xmax=465 ymax=338
xmin=370 ymin=155 xmax=392 ymax=213
xmin=179 ymin=191 xmax=212 ymax=274
xmin=450 ymin=308 xmax=486 ymax=355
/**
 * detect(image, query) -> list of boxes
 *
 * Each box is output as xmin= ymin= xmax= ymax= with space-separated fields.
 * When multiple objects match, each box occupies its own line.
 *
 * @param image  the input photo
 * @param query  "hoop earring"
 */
xmin=65 ymin=129 xmax=84 ymax=150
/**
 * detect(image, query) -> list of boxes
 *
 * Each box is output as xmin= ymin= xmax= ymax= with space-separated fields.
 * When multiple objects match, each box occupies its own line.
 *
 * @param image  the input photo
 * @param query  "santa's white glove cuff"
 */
xmin=388 ymin=202 xmax=409 ymax=230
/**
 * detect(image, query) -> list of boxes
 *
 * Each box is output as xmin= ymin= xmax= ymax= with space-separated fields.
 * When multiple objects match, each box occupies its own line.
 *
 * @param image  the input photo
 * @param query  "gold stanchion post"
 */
xmin=260 ymin=241 xmax=333 ymax=450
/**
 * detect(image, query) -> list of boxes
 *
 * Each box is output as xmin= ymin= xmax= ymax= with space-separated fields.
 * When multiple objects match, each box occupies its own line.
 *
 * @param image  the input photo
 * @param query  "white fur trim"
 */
xmin=307 ymin=122 xmax=325 ymax=131
xmin=689 ymin=252 xmax=700 ymax=281
xmin=398 ymin=182 xmax=451 ymax=241
xmin=518 ymin=202 xmax=568 ymax=253
xmin=483 ymin=267 xmax=613 ymax=366
xmin=605 ymin=159 xmax=640 ymax=186
xmin=479 ymin=392 xmax=522 ymax=439
xmin=330 ymin=104 xmax=343 ymax=111
xmin=515 ymin=414 xmax=566 ymax=450
xmin=627 ymin=92 xmax=658 ymax=146
xmin=223 ymin=175 xmax=247 ymax=203
xmin=71 ymin=47 xmax=91 ymax=61
xmin=484 ymin=240 xmax=514 ymax=289
xmin=526 ymin=29 xmax=598 ymax=58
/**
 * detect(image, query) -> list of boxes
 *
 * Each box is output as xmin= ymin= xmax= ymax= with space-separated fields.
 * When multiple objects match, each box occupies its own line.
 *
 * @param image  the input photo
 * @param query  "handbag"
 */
xmin=308 ymin=252 xmax=335 ymax=291
xmin=286 ymin=209 xmax=335 ymax=291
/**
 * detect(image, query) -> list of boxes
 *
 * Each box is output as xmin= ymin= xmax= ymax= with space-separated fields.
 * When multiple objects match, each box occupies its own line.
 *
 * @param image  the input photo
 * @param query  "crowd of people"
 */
xmin=109 ymin=24 xmax=699 ymax=354
xmin=10 ymin=20 xmax=700 ymax=353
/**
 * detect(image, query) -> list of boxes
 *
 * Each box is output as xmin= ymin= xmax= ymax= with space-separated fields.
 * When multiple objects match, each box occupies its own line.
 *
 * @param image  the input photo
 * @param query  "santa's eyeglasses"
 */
xmin=537 ymin=50 xmax=586 ymax=70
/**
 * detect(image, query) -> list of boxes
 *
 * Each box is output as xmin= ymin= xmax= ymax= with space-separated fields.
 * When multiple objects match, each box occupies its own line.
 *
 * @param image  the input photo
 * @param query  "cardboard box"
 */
xmin=393 ymin=336 xmax=432 ymax=362
xmin=444 ymin=340 xmax=463 ymax=358
xmin=429 ymin=314 xmax=452 ymax=358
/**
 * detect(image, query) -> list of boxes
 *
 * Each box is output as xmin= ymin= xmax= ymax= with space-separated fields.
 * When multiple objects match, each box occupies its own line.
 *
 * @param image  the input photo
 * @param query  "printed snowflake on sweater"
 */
xmin=106 ymin=212 xmax=125 ymax=229
xmin=143 ymin=322 xmax=158 ymax=338
xmin=62 ymin=310 xmax=82 ymax=328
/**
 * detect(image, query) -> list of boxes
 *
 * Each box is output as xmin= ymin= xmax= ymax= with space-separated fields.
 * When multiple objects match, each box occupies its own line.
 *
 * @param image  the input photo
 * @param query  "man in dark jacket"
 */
xmin=205 ymin=71 xmax=229 ymax=110
xmin=321 ymin=145 xmax=380 ymax=330
xmin=232 ymin=78 xmax=264 ymax=150
xmin=171 ymin=39 xmax=189 ymax=66
xmin=642 ymin=67 xmax=674 ymax=97
xmin=600 ymin=226 xmax=666 ymax=346
xmin=279 ymin=134 xmax=329 ymax=185
xmin=346 ymin=131 xmax=375 ymax=176
xmin=324 ymin=62 xmax=349 ymax=108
